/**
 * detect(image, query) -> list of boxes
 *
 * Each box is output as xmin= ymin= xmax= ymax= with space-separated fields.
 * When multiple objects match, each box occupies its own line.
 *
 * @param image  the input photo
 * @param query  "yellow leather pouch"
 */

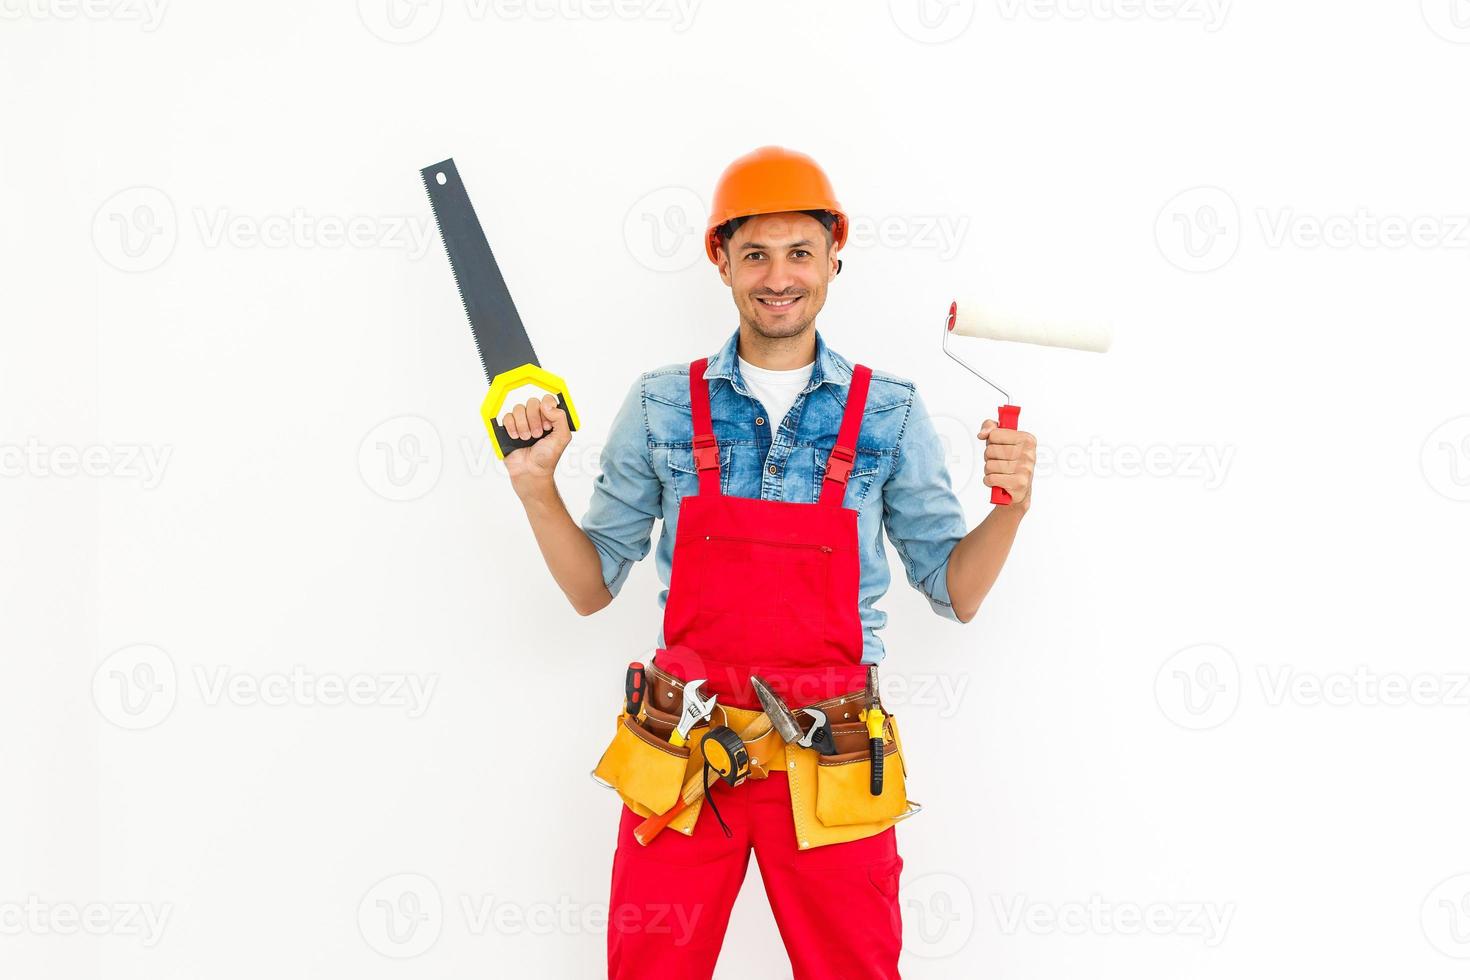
xmin=592 ymin=713 xmax=691 ymax=815
xmin=814 ymin=717 xmax=908 ymax=826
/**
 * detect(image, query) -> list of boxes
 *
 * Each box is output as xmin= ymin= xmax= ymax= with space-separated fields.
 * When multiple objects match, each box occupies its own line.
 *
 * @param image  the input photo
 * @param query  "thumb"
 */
xmin=977 ymin=419 xmax=997 ymax=440
xmin=542 ymin=397 xmax=570 ymax=435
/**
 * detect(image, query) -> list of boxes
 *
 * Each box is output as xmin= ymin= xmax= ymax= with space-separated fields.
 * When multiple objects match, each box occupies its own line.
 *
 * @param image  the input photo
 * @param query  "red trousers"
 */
xmin=606 ymin=771 xmax=904 ymax=979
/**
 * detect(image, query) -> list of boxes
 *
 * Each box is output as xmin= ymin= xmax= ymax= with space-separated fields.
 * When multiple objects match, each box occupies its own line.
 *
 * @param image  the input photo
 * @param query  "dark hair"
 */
xmin=716 ymin=209 xmax=837 ymax=255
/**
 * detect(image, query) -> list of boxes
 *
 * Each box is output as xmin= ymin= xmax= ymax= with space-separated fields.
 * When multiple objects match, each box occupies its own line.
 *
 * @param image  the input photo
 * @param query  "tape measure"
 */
xmin=700 ymin=726 xmax=750 ymax=788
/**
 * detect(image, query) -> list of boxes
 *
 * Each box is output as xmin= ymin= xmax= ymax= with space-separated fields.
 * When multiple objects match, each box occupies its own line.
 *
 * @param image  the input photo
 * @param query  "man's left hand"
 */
xmin=978 ymin=419 xmax=1037 ymax=512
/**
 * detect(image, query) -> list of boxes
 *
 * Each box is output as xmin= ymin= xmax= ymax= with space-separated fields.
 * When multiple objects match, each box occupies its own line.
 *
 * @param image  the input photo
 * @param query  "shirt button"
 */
xmin=755 ymin=417 xmax=764 ymax=426
xmin=768 ymin=464 xmax=777 ymax=475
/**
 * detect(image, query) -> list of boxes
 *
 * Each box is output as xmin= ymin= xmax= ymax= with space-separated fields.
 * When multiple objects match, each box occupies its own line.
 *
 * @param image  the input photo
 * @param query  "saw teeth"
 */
xmin=422 ymin=166 xmax=495 ymax=386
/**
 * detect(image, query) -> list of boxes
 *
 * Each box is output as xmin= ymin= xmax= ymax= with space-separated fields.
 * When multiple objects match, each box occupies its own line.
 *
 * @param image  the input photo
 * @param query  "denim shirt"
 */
xmin=578 ymin=327 xmax=969 ymax=665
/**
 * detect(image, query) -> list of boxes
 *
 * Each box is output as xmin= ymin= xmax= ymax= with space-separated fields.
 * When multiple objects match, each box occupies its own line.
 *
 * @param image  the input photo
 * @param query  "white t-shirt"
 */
xmin=737 ymin=353 xmax=815 ymax=429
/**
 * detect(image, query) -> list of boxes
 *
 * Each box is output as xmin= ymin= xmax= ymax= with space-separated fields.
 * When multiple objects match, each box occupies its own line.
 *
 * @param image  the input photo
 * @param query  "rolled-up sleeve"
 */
xmin=881 ymin=387 xmax=969 ymax=621
xmin=579 ymin=376 xmax=662 ymax=598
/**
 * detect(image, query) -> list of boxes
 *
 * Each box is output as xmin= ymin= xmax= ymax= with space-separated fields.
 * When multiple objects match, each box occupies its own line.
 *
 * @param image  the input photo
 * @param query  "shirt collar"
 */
xmin=702 ymin=327 xmax=853 ymax=397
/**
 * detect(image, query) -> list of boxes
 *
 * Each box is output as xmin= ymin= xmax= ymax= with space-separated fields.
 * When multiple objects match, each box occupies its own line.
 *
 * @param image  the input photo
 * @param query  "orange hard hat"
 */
xmin=704 ymin=146 xmax=849 ymax=265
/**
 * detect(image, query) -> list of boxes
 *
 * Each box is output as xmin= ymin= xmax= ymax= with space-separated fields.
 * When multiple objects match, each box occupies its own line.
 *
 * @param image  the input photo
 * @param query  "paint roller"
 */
xmin=943 ymin=299 xmax=1113 ymax=505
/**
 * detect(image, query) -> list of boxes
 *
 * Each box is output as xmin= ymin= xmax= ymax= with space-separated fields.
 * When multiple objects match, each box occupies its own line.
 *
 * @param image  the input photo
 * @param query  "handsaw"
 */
xmin=420 ymin=157 xmax=580 ymax=458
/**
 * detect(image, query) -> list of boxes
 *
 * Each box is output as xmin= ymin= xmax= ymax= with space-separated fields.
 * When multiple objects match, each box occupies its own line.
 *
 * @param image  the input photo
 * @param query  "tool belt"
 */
xmin=592 ymin=660 xmax=920 ymax=850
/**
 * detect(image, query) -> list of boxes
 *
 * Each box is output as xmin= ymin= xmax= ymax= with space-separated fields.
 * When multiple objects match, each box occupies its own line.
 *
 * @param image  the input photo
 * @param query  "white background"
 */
xmin=4 ymin=1 xmax=1470 ymax=977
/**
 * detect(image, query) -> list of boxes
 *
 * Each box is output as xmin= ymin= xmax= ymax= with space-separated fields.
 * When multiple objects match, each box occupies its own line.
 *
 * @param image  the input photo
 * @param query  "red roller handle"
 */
xmin=990 ymin=404 xmax=1021 ymax=505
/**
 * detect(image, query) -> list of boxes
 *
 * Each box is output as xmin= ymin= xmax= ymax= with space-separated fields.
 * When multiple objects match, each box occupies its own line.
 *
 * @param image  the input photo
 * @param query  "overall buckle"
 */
xmin=692 ymin=433 xmax=719 ymax=471
xmin=823 ymin=444 xmax=856 ymax=485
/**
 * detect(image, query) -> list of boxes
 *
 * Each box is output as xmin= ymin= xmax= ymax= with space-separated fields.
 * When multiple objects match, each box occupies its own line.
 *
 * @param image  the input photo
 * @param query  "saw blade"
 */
xmin=419 ymin=157 xmax=539 ymax=383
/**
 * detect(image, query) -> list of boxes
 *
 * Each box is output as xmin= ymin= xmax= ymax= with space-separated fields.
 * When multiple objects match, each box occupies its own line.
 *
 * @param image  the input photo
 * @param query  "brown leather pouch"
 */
xmin=639 ymin=701 xmax=680 ymax=740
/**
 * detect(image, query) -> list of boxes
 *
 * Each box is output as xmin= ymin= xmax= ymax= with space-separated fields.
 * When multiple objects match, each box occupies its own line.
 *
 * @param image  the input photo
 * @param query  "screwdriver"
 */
xmin=625 ymin=662 xmax=646 ymax=718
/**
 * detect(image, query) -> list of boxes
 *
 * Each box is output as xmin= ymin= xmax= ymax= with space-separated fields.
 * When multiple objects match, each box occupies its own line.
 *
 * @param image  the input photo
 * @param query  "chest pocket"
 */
xmin=662 ymin=443 xmax=734 ymax=501
xmin=814 ymin=448 xmax=885 ymax=507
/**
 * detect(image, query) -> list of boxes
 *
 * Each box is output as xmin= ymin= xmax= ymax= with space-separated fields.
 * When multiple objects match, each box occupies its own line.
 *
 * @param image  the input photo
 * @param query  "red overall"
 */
xmin=606 ymin=357 xmax=903 ymax=979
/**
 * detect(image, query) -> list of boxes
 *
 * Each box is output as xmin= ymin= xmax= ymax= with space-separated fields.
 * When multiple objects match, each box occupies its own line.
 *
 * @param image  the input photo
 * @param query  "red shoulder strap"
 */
xmin=688 ymin=358 xmax=721 ymax=496
xmin=818 ymin=364 xmax=872 ymax=507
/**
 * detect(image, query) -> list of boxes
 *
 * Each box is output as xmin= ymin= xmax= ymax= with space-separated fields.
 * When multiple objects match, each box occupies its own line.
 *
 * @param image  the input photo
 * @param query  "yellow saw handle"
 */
xmin=481 ymin=362 xmax=581 ymax=460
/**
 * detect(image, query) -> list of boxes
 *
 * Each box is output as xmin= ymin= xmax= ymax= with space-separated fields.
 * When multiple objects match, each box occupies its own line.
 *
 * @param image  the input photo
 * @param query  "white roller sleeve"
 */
xmin=948 ymin=299 xmax=1112 ymax=353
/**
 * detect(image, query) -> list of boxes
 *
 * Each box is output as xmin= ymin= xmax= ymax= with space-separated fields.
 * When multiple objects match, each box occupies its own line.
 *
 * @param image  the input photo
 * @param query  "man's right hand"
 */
xmin=502 ymin=394 xmax=573 ymax=497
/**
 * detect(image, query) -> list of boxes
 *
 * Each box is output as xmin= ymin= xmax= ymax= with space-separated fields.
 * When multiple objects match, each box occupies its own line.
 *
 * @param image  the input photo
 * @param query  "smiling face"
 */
xmin=715 ymin=211 xmax=840 ymax=341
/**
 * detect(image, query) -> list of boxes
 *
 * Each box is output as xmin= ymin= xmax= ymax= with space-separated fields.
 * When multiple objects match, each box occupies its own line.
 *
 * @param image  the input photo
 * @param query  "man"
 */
xmin=499 ymin=147 xmax=1035 ymax=978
